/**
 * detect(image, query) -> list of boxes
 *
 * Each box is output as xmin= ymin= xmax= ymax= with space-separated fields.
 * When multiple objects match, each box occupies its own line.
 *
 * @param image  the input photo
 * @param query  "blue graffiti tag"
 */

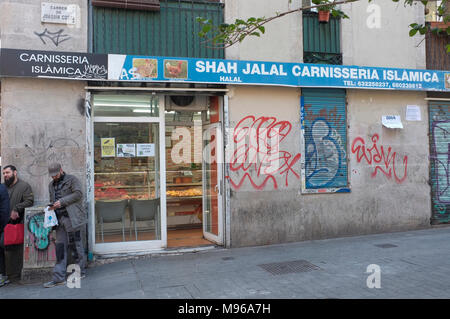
xmin=305 ymin=118 xmax=344 ymax=188
xmin=28 ymin=213 xmax=52 ymax=251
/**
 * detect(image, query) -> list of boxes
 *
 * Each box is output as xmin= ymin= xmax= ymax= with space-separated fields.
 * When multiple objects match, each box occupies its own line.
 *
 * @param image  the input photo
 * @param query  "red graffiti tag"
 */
xmin=226 ymin=116 xmax=301 ymax=190
xmin=351 ymin=134 xmax=408 ymax=184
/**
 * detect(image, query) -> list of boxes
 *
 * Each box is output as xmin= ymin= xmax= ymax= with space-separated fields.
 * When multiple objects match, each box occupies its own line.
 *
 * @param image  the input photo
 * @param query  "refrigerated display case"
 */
xmin=94 ymin=170 xmax=157 ymax=201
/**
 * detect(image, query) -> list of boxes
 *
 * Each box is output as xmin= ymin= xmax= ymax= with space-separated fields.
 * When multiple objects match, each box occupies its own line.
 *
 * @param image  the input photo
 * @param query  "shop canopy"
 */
xmin=0 ymin=48 xmax=449 ymax=92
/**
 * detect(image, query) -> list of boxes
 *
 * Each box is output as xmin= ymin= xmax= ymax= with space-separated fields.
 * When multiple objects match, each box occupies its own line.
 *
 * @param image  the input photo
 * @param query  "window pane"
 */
xmin=93 ymin=94 xmax=159 ymax=117
xmin=94 ymin=121 xmax=161 ymax=242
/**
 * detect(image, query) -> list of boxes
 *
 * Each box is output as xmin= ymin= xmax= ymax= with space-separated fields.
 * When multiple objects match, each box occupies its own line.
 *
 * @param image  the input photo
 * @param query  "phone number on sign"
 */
xmin=392 ymin=82 xmax=423 ymax=89
xmin=357 ymin=81 xmax=390 ymax=88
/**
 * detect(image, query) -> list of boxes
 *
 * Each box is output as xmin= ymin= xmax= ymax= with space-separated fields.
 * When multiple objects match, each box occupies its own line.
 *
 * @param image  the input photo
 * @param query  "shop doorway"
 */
xmin=165 ymin=95 xmax=224 ymax=248
xmin=90 ymin=93 xmax=167 ymax=254
xmin=202 ymin=122 xmax=223 ymax=245
xmin=88 ymin=92 xmax=224 ymax=254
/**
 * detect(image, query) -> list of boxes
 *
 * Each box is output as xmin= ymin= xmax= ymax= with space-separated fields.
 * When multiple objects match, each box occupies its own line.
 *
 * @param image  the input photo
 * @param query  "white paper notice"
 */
xmin=116 ymin=144 xmax=136 ymax=157
xmin=137 ymin=144 xmax=155 ymax=157
xmin=406 ymin=105 xmax=421 ymax=121
xmin=382 ymin=115 xmax=403 ymax=129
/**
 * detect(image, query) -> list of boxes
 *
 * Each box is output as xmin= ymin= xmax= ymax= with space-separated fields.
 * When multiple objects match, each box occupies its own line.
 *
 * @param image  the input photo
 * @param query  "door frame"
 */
xmin=87 ymin=93 xmax=167 ymax=255
xmin=202 ymin=122 xmax=224 ymax=245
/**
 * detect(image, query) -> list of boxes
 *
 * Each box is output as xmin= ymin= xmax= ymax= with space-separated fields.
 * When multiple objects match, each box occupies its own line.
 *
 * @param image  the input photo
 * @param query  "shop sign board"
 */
xmin=41 ymin=3 xmax=77 ymax=25
xmin=0 ymin=48 xmax=107 ymax=80
xmin=110 ymin=54 xmax=449 ymax=92
xmin=1 ymin=48 xmax=449 ymax=92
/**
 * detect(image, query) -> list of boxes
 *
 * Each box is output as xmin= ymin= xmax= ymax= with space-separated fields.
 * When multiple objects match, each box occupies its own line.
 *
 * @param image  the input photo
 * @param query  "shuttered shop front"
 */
xmin=301 ymin=88 xmax=349 ymax=193
xmin=429 ymin=100 xmax=450 ymax=224
xmin=92 ymin=0 xmax=224 ymax=58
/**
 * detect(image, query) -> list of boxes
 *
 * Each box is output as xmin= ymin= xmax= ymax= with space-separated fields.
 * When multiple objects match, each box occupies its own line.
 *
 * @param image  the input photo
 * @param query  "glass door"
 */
xmin=202 ymin=122 xmax=223 ymax=244
xmin=91 ymin=94 xmax=166 ymax=254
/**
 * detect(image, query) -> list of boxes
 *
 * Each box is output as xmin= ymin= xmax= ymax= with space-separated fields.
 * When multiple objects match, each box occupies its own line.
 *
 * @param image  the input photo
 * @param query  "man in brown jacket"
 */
xmin=2 ymin=165 xmax=34 ymax=283
xmin=43 ymin=163 xmax=87 ymax=288
xmin=3 ymin=165 xmax=34 ymax=225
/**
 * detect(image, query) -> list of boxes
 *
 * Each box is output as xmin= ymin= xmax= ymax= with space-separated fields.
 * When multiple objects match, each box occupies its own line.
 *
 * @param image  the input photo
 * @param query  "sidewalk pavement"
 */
xmin=2 ymin=226 xmax=450 ymax=299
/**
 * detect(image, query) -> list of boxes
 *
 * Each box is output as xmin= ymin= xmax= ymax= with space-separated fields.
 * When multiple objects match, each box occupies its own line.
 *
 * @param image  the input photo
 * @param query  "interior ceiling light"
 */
xmin=94 ymin=102 xmax=151 ymax=108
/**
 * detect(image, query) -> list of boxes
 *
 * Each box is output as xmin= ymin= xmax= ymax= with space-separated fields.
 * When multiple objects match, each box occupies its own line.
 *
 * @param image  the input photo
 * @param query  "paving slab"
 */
xmin=2 ymin=226 xmax=450 ymax=299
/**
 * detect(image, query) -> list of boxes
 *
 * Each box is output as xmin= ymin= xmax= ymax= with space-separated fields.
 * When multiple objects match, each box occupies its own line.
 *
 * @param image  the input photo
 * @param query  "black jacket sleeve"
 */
xmin=0 ymin=184 xmax=11 ymax=231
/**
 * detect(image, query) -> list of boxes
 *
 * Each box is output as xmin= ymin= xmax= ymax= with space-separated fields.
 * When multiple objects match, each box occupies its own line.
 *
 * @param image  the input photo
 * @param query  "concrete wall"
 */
xmin=0 ymin=0 xmax=88 ymax=204
xmin=226 ymin=86 xmax=430 ymax=247
xmin=341 ymin=0 xmax=426 ymax=69
xmin=224 ymin=0 xmax=303 ymax=63
xmin=224 ymin=1 xmax=426 ymax=69
xmin=0 ymin=0 xmax=88 ymax=51
xmin=1 ymin=78 xmax=87 ymax=204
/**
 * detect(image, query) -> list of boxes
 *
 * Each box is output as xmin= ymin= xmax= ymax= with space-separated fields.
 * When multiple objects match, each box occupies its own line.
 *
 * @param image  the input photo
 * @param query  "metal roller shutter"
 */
xmin=429 ymin=101 xmax=450 ymax=224
xmin=92 ymin=0 xmax=224 ymax=59
xmin=301 ymin=88 xmax=349 ymax=193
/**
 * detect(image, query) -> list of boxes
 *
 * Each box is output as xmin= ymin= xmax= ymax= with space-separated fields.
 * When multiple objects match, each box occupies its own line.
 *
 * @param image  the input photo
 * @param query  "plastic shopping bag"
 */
xmin=44 ymin=206 xmax=58 ymax=228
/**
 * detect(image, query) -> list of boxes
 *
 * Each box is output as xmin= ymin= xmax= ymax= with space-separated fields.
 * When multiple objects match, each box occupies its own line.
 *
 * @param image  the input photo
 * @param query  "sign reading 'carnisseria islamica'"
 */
xmin=0 ymin=48 xmax=108 ymax=80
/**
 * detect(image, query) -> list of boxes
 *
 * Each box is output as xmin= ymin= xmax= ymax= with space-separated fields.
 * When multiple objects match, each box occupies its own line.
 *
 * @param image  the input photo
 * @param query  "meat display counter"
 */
xmin=165 ymin=170 xmax=203 ymax=223
xmin=94 ymin=170 xmax=203 ymax=202
xmin=94 ymin=171 xmax=156 ymax=200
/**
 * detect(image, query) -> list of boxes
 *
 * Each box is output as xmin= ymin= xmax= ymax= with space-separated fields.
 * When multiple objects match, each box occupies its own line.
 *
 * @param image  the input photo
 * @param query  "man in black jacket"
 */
xmin=2 ymin=165 xmax=34 ymax=282
xmin=0 ymin=183 xmax=11 ymax=287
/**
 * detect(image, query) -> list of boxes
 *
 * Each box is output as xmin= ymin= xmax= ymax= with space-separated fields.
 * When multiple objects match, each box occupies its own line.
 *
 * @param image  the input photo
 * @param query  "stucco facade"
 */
xmin=224 ymin=0 xmax=303 ymax=63
xmin=0 ymin=0 xmax=88 ymax=204
xmin=225 ymin=86 xmax=430 ymax=247
xmin=0 ymin=0 xmax=445 ymax=259
xmin=0 ymin=0 xmax=89 ymax=279
xmin=220 ymin=0 xmax=434 ymax=247
xmin=341 ymin=0 xmax=426 ymax=69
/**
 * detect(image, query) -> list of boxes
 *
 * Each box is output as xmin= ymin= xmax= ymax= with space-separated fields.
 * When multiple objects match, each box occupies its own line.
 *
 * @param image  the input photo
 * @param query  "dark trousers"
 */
xmin=0 ymin=231 xmax=5 ymax=276
xmin=5 ymin=245 xmax=23 ymax=279
xmin=0 ymin=227 xmax=24 ymax=280
xmin=52 ymin=216 xmax=86 ymax=282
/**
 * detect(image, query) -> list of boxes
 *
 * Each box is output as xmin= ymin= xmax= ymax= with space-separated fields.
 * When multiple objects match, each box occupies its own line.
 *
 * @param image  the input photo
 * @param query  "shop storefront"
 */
xmin=86 ymin=90 xmax=226 ymax=254
xmin=1 ymin=47 xmax=449 ymax=257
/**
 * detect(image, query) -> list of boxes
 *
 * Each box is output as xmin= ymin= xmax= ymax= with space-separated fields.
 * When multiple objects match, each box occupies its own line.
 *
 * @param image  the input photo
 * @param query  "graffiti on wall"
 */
xmin=226 ymin=116 xmax=301 ymax=190
xmin=305 ymin=118 xmax=346 ymax=188
xmin=34 ymin=28 xmax=71 ymax=46
xmin=302 ymin=103 xmax=348 ymax=191
xmin=24 ymin=212 xmax=56 ymax=265
xmin=431 ymin=121 xmax=450 ymax=205
xmin=303 ymin=105 xmax=346 ymax=129
xmin=28 ymin=213 xmax=52 ymax=251
xmin=429 ymin=105 xmax=450 ymax=224
xmin=351 ymin=134 xmax=408 ymax=184
xmin=24 ymin=129 xmax=80 ymax=176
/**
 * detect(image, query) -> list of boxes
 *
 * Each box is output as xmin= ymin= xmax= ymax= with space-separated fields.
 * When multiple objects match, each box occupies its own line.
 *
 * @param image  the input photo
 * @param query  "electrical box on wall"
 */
xmin=165 ymin=95 xmax=209 ymax=112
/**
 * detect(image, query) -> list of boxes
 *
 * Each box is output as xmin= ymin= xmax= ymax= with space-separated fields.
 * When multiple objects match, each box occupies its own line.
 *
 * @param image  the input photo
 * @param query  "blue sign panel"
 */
xmin=1 ymin=48 xmax=448 ymax=92
xmin=111 ymin=54 xmax=450 ymax=92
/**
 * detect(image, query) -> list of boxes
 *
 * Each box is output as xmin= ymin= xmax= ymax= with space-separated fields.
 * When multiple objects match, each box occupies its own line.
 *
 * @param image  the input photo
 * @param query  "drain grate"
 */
xmin=375 ymin=243 xmax=398 ymax=248
xmin=258 ymin=260 xmax=321 ymax=275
